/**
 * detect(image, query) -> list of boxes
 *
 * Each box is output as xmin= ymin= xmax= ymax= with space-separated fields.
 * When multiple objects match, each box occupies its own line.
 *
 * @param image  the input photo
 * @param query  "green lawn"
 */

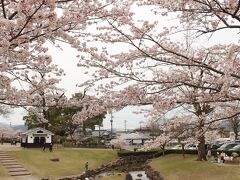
xmin=150 ymin=154 xmax=240 ymax=180
xmin=3 ymin=147 xmax=240 ymax=180
xmin=7 ymin=148 xmax=118 ymax=180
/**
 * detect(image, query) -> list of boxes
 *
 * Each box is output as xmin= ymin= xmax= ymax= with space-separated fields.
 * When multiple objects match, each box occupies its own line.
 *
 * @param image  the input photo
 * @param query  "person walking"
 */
xmin=49 ymin=143 xmax=53 ymax=152
xmin=43 ymin=142 xmax=46 ymax=151
xmin=220 ymin=151 xmax=225 ymax=163
xmin=207 ymin=148 xmax=212 ymax=160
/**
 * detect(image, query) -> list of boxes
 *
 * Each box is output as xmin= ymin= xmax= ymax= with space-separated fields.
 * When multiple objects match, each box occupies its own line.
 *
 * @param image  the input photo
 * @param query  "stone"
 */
xmin=50 ymin=158 xmax=60 ymax=162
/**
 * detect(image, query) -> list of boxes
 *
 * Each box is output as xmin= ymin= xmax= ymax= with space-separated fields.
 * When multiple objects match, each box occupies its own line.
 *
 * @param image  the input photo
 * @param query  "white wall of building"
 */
xmin=21 ymin=128 xmax=54 ymax=144
xmin=22 ymin=137 xmax=26 ymax=143
xmin=27 ymin=133 xmax=34 ymax=143
xmin=46 ymin=135 xmax=52 ymax=143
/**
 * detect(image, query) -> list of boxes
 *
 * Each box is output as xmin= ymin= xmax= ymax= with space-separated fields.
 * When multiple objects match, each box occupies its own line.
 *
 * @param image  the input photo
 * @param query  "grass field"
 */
xmin=2 ymin=145 xmax=240 ymax=180
xmin=6 ymin=148 xmax=118 ymax=180
xmin=150 ymin=154 xmax=240 ymax=180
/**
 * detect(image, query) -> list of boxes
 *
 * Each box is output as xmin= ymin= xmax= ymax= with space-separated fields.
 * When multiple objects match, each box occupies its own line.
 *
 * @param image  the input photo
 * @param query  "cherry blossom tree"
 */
xmin=144 ymin=115 xmax=222 ymax=158
xmin=22 ymin=66 xmax=66 ymax=128
xmin=110 ymin=138 xmax=127 ymax=150
xmin=0 ymin=127 xmax=17 ymax=141
xmin=0 ymin=0 xmax=123 ymax=135
xmin=1 ymin=0 xmax=239 ymax=161
xmin=145 ymin=134 xmax=171 ymax=156
xmin=77 ymin=0 xmax=240 ymax=160
xmin=0 ymin=0 xmax=119 ymax=112
xmin=228 ymin=115 xmax=240 ymax=140
xmin=144 ymin=116 xmax=195 ymax=156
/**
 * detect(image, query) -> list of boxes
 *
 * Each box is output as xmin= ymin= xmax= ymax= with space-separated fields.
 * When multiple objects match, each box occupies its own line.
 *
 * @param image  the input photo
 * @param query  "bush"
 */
xmin=117 ymin=150 xmax=159 ymax=157
xmin=63 ymin=141 xmax=76 ymax=147
xmin=53 ymin=135 xmax=66 ymax=144
xmin=165 ymin=149 xmax=198 ymax=155
xmin=117 ymin=148 xmax=240 ymax=158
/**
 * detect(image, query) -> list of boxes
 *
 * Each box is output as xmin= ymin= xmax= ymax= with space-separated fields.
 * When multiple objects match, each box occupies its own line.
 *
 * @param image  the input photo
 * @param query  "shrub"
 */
xmin=63 ymin=141 xmax=75 ymax=147
xmin=117 ymin=150 xmax=159 ymax=157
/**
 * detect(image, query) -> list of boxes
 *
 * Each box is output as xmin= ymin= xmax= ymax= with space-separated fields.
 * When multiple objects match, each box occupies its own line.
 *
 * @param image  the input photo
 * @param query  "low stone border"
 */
xmin=58 ymin=155 xmax=163 ymax=180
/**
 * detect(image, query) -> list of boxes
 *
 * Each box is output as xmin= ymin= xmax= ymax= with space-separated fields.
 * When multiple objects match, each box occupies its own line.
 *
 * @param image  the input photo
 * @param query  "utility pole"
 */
xmin=110 ymin=113 xmax=113 ymax=139
xmin=98 ymin=124 xmax=101 ymax=138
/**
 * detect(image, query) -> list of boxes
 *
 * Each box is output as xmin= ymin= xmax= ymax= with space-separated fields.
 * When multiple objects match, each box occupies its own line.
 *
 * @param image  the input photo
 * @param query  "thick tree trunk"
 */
xmin=193 ymin=102 xmax=212 ymax=161
xmin=234 ymin=129 xmax=238 ymax=140
xmin=197 ymin=134 xmax=207 ymax=161
xmin=235 ymin=133 xmax=238 ymax=140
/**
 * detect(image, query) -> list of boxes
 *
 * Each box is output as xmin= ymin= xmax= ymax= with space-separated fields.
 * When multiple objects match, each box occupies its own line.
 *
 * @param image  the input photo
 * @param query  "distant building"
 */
xmin=133 ymin=127 xmax=160 ymax=139
xmin=92 ymin=130 xmax=108 ymax=137
xmin=20 ymin=127 xmax=54 ymax=148
xmin=117 ymin=132 xmax=150 ymax=146
xmin=91 ymin=130 xmax=115 ymax=139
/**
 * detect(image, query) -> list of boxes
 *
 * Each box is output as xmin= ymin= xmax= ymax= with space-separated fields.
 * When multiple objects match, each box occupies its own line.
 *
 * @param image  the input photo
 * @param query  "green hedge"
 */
xmin=117 ymin=150 xmax=159 ymax=157
xmin=117 ymin=149 xmax=199 ymax=157
xmin=166 ymin=149 xmax=198 ymax=155
xmin=164 ymin=149 xmax=240 ymax=157
xmin=117 ymin=149 xmax=240 ymax=157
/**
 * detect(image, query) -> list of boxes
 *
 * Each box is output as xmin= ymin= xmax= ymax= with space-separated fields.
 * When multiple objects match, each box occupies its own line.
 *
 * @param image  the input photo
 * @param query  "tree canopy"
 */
xmin=1 ymin=0 xmax=240 ymax=160
xmin=23 ymin=93 xmax=105 ymax=141
xmin=76 ymin=0 xmax=240 ymax=160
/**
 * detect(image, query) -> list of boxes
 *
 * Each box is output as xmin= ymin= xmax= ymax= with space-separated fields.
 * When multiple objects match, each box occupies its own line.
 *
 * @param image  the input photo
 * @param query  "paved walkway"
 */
xmin=0 ymin=145 xmax=39 ymax=180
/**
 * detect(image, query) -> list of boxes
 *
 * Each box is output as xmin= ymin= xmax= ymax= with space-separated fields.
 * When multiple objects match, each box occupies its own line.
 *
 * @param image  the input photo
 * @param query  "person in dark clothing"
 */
xmin=43 ymin=142 xmax=46 ymax=151
xmin=49 ymin=143 xmax=53 ymax=152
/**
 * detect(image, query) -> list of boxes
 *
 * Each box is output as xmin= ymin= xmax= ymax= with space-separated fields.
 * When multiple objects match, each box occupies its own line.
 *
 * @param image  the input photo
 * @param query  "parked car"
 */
xmin=184 ymin=144 xmax=197 ymax=150
xmin=232 ymin=140 xmax=240 ymax=143
xmin=104 ymin=142 xmax=112 ymax=148
xmin=208 ymin=143 xmax=223 ymax=150
xmin=217 ymin=142 xmax=240 ymax=151
xmin=171 ymin=144 xmax=182 ymax=149
xmin=228 ymin=144 xmax=240 ymax=151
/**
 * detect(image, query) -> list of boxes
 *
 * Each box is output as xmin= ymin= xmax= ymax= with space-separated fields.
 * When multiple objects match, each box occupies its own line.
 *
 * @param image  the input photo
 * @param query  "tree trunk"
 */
xmin=99 ymin=125 xmax=101 ymax=138
xmin=235 ymin=132 xmax=238 ymax=140
xmin=181 ymin=143 xmax=185 ymax=158
xmin=197 ymin=134 xmax=207 ymax=161
xmin=234 ymin=128 xmax=238 ymax=140
xmin=193 ymin=102 xmax=212 ymax=161
xmin=69 ymin=134 xmax=75 ymax=143
xmin=161 ymin=146 xmax=165 ymax=156
xmin=42 ymin=123 xmax=48 ymax=129
xmin=83 ymin=124 xmax=86 ymax=135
